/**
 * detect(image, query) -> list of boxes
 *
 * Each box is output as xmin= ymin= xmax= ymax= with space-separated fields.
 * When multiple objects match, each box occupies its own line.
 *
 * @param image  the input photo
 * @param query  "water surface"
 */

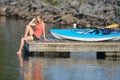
xmin=0 ymin=16 xmax=120 ymax=80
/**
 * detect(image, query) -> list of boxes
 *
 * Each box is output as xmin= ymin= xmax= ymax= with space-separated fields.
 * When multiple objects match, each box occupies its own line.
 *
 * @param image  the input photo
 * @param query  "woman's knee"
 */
xmin=26 ymin=25 xmax=31 ymax=29
xmin=21 ymin=37 xmax=25 ymax=42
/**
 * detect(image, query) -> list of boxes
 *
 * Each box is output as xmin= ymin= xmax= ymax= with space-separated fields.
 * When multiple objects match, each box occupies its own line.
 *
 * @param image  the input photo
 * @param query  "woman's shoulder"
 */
xmin=41 ymin=22 xmax=45 ymax=26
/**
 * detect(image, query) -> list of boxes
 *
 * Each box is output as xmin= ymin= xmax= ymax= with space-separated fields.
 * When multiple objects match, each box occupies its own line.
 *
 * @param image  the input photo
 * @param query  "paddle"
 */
xmin=105 ymin=23 xmax=119 ymax=29
xmin=82 ymin=24 xmax=119 ymax=34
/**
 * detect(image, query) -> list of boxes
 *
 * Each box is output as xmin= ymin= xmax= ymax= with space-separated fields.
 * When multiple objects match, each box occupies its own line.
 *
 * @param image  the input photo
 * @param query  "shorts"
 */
xmin=32 ymin=34 xmax=39 ymax=40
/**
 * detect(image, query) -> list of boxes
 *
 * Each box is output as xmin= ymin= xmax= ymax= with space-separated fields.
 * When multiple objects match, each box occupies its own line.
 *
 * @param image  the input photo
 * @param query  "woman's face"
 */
xmin=36 ymin=16 xmax=42 ymax=22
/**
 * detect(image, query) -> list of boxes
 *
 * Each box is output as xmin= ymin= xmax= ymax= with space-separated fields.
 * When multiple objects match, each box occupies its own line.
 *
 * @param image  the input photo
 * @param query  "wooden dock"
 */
xmin=25 ymin=36 xmax=120 ymax=59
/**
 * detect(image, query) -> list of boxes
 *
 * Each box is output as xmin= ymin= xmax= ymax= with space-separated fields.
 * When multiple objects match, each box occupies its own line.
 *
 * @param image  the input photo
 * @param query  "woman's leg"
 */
xmin=24 ymin=25 xmax=34 ymax=36
xmin=17 ymin=36 xmax=33 ymax=55
xmin=17 ymin=25 xmax=34 ymax=55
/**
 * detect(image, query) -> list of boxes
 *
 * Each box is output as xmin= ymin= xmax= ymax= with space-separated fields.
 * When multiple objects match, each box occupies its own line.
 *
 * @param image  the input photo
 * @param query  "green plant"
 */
xmin=78 ymin=0 xmax=82 ymax=5
xmin=44 ymin=0 xmax=61 ymax=6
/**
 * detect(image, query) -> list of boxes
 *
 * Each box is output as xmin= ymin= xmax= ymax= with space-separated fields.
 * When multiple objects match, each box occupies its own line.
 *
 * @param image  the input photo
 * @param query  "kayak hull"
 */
xmin=50 ymin=29 xmax=120 ymax=41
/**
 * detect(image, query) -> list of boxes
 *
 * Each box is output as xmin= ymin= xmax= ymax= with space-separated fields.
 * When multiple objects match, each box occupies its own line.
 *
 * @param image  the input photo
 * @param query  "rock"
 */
xmin=43 ymin=14 xmax=54 ymax=22
xmin=86 ymin=24 xmax=91 ymax=28
xmin=68 ymin=0 xmax=79 ymax=7
xmin=58 ymin=2 xmax=70 ymax=11
xmin=0 ymin=7 xmax=7 ymax=15
xmin=60 ymin=14 xmax=78 ymax=24
xmin=42 ymin=6 xmax=60 ymax=15
xmin=0 ymin=0 xmax=119 ymax=27
xmin=10 ymin=1 xmax=18 ymax=6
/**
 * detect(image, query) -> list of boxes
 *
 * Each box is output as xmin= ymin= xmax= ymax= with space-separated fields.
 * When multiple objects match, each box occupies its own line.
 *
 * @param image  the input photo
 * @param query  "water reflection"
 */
xmin=17 ymin=54 xmax=44 ymax=80
xmin=17 ymin=53 xmax=120 ymax=80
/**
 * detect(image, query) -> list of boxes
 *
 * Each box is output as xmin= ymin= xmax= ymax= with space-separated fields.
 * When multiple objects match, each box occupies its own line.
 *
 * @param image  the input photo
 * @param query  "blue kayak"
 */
xmin=50 ymin=28 xmax=120 ymax=41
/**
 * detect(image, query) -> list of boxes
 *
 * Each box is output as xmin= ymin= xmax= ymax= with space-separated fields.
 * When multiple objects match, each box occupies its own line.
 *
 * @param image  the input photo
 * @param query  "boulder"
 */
xmin=0 ymin=7 xmax=7 ymax=15
xmin=0 ymin=0 xmax=119 ymax=27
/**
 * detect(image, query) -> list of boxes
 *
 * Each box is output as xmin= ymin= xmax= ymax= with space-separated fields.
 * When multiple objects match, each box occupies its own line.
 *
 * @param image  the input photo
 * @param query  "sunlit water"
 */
xmin=0 ymin=16 xmax=120 ymax=80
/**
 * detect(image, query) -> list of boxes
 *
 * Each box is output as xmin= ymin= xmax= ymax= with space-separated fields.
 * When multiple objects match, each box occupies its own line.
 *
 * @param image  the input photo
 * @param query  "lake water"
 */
xmin=0 ymin=16 xmax=120 ymax=80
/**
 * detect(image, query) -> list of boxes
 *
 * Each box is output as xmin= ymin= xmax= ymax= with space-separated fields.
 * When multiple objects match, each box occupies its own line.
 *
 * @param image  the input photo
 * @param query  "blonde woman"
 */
xmin=17 ymin=15 xmax=47 ymax=55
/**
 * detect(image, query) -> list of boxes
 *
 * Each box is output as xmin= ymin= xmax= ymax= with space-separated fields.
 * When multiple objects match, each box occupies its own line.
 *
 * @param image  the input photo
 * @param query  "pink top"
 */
xmin=34 ymin=24 xmax=43 ymax=38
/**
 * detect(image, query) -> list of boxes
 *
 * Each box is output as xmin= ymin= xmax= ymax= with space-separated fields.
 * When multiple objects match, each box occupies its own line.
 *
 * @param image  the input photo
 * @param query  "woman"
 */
xmin=17 ymin=15 xmax=47 ymax=55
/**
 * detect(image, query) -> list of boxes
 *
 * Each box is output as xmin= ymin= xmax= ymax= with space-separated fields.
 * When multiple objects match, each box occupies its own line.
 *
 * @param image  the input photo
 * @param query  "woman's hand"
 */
xmin=29 ymin=18 xmax=36 ymax=26
xmin=44 ymin=38 xmax=49 ymax=42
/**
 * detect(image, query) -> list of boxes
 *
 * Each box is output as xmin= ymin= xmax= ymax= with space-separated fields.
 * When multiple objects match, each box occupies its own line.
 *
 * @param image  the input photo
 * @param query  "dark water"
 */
xmin=0 ymin=16 xmax=120 ymax=80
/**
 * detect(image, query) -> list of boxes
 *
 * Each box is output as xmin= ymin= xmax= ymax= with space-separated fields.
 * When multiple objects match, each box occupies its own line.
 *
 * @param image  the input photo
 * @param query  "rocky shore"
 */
xmin=0 ymin=0 xmax=120 ymax=28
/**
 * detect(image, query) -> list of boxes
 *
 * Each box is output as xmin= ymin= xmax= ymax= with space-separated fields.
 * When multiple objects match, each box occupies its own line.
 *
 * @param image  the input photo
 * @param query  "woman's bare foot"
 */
xmin=17 ymin=51 xmax=22 ymax=55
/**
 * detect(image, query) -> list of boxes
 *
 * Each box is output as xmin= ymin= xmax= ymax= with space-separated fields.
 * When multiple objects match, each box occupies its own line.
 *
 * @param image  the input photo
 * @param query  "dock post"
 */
xmin=59 ymin=52 xmax=70 ymax=58
xmin=43 ymin=52 xmax=70 ymax=58
xmin=97 ymin=52 xmax=120 ymax=60
xmin=105 ymin=52 xmax=119 ymax=61
xmin=96 ymin=52 xmax=106 ymax=59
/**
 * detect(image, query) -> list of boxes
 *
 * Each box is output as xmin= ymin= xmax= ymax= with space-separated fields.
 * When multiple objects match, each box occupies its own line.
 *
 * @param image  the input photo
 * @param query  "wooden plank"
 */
xmin=26 ymin=36 xmax=120 ymax=53
xmin=26 ymin=36 xmax=120 ymax=52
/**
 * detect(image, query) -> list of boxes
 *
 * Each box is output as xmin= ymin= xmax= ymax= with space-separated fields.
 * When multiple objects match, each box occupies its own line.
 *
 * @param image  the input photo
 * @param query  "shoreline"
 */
xmin=0 ymin=0 xmax=119 ymax=28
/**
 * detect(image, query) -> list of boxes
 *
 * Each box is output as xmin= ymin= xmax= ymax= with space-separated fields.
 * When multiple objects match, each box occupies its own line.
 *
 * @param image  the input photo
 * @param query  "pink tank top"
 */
xmin=34 ymin=24 xmax=43 ymax=38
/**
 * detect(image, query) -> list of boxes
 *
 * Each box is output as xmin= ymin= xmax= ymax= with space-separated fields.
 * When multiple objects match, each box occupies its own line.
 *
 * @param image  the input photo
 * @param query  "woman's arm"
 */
xmin=42 ymin=23 xmax=47 ymax=41
xmin=28 ymin=18 xmax=36 ymax=26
